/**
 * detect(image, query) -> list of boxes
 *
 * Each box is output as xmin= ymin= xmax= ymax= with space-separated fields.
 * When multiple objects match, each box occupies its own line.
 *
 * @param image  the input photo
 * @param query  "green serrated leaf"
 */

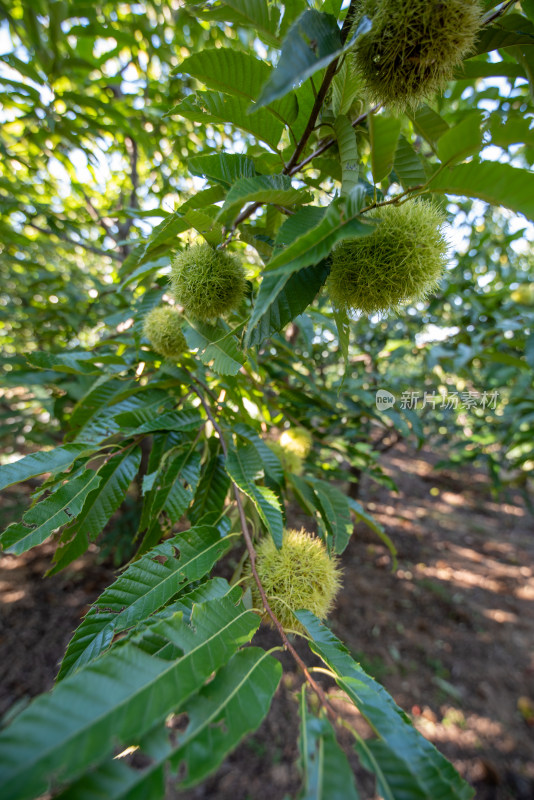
xmin=170 ymin=91 xmax=284 ymax=150
xmin=489 ymin=112 xmax=534 ymax=148
xmin=57 ymin=526 xmax=237 ymax=680
xmin=297 ymin=613 xmax=474 ymax=800
xmin=410 ymin=105 xmax=449 ymax=148
xmin=393 ymin=136 xmax=427 ymax=189
xmin=233 ymin=423 xmax=283 ymax=483
xmin=73 ymin=448 xmax=141 ymax=541
xmin=182 ymin=207 xmax=224 ymax=246
xmin=180 ymin=185 xmax=227 ymax=213
xmin=298 ymin=689 xmax=360 ymax=800
xmin=274 ymin=204 xmax=326 ymax=247
xmin=369 ymin=113 xmax=401 ymax=184
xmin=188 ymin=153 xmax=256 ymax=187
xmin=218 ymin=175 xmax=311 ymax=224
xmin=475 ymin=12 xmax=534 ymax=55
xmin=246 ymin=259 xmax=330 ymax=347
xmin=332 ymin=59 xmax=361 ymax=117
xmin=178 ymin=48 xmax=269 ymax=101
xmin=185 ymin=319 xmax=245 ymax=376
xmin=0 ymin=443 xmax=94 ymax=492
xmin=279 ymin=0 xmax=308 ymax=37
xmin=523 ymin=0 xmax=534 ymax=22
xmin=0 ymin=596 xmax=259 ymax=800
xmin=75 ymin=388 xmax=170 ymax=444
xmin=429 ymin=160 xmax=534 ymax=222
xmin=119 ymin=257 xmax=170 ymax=291
xmin=306 ymin=476 xmax=353 ymax=553
xmin=173 ymin=647 xmax=282 ymax=787
xmin=347 ymin=497 xmax=397 ymax=569
xmin=226 ymin=443 xmax=284 ymax=546
xmin=55 ymin=646 xmax=281 ymax=800
xmin=121 ymin=408 xmax=203 ymax=435
xmin=190 ymin=449 xmax=231 ymax=524
xmin=437 ymin=111 xmax=484 ymax=166
xmin=50 ymin=448 xmax=142 ymax=573
xmin=255 ymin=10 xmax=371 ymax=108
xmin=134 ymin=213 xmax=189 ymax=266
xmin=263 ymin=192 xmax=373 ymax=279
xmin=177 ymin=48 xmax=296 ymax=125
xmin=455 ymin=57 xmax=526 ymax=80
xmin=334 ymin=115 xmax=359 ymax=196
xmin=27 ymin=350 xmax=103 ymax=375
xmin=332 ymin=303 xmax=350 ymax=374
xmin=137 ymin=445 xmax=201 ymax=544
xmin=219 ymin=0 xmax=280 ymax=46
xmin=68 ymin=377 xmax=127 ymax=433
xmin=1 ymin=470 xmax=102 ymax=555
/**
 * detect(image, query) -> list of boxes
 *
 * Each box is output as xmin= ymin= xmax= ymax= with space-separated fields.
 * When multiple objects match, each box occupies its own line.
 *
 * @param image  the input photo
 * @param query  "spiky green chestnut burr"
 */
xmin=268 ymin=441 xmax=304 ymax=476
xmin=143 ymin=305 xmax=187 ymax=358
xmin=352 ymin=0 xmax=483 ymax=110
xmin=170 ymin=243 xmax=246 ymax=321
xmin=279 ymin=427 xmax=312 ymax=460
xmin=250 ymin=529 xmax=342 ymax=632
xmin=328 ymin=200 xmax=448 ymax=315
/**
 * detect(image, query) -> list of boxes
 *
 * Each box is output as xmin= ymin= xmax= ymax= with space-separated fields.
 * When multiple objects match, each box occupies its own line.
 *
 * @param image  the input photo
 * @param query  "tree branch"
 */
xmin=283 ymin=0 xmax=359 ymax=174
xmin=288 ymin=106 xmax=379 ymax=176
xmin=117 ymin=135 xmax=140 ymax=257
xmin=79 ymin=187 xmax=114 ymax=238
xmin=189 ymin=380 xmax=338 ymax=723
xmin=27 ymin=222 xmax=121 ymax=261
xmin=126 ymin=135 xmax=139 ymax=211
xmin=229 ymin=200 xmax=262 ymax=232
xmin=283 ymin=60 xmax=340 ymax=174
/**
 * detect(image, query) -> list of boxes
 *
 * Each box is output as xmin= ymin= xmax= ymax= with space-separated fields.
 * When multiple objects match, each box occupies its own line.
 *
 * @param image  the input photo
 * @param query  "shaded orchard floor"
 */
xmin=1 ymin=443 xmax=533 ymax=799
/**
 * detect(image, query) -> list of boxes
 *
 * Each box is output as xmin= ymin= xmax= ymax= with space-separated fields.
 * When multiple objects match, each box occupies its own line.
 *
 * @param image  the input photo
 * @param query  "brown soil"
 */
xmin=1 ymin=443 xmax=533 ymax=799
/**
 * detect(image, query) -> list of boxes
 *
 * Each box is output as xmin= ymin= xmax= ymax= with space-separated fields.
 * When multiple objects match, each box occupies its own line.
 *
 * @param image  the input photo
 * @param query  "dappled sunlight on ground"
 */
xmin=0 ymin=544 xmax=114 ymax=716
xmin=331 ymin=442 xmax=534 ymax=798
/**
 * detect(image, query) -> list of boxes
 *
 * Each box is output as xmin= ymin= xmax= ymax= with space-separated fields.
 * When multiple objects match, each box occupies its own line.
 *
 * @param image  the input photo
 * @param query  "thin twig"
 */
xmin=27 ymin=222 xmax=121 ymax=260
xmin=359 ymin=182 xmax=425 ymax=215
xmin=116 ymin=135 xmax=140 ymax=257
xmin=190 ymin=382 xmax=338 ymax=722
xmin=229 ymin=200 xmax=262 ymax=231
xmin=484 ymin=0 xmax=517 ymax=25
xmin=79 ymin=187 xmax=114 ymax=237
xmin=284 ymin=61 xmax=340 ymax=174
xmin=283 ymin=0 xmax=359 ymax=174
xmin=288 ymin=106 xmax=379 ymax=176
xmin=274 ymin=205 xmax=297 ymax=216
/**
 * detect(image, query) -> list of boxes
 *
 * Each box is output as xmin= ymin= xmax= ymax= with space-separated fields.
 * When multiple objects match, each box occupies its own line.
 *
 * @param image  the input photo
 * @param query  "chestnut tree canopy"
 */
xmin=0 ymin=1 xmax=533 ymax=798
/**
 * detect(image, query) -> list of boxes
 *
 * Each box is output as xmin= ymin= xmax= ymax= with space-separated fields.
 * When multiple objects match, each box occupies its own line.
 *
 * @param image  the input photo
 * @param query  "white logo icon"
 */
xmin=375 ymin=389 xmax=395 ymax=410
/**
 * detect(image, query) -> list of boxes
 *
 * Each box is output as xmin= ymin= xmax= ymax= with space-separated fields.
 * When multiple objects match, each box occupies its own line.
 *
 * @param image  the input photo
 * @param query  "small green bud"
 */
xmin=143 ymin=305 xmax=187 ymax=358
xmin=170 ymin=243 xmax=246 ymax=321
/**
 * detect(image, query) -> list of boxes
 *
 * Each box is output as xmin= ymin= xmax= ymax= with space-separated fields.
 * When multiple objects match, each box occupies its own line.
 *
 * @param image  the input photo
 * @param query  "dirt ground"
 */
xmin=1 ymin=443 xmax=533 ymax=799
